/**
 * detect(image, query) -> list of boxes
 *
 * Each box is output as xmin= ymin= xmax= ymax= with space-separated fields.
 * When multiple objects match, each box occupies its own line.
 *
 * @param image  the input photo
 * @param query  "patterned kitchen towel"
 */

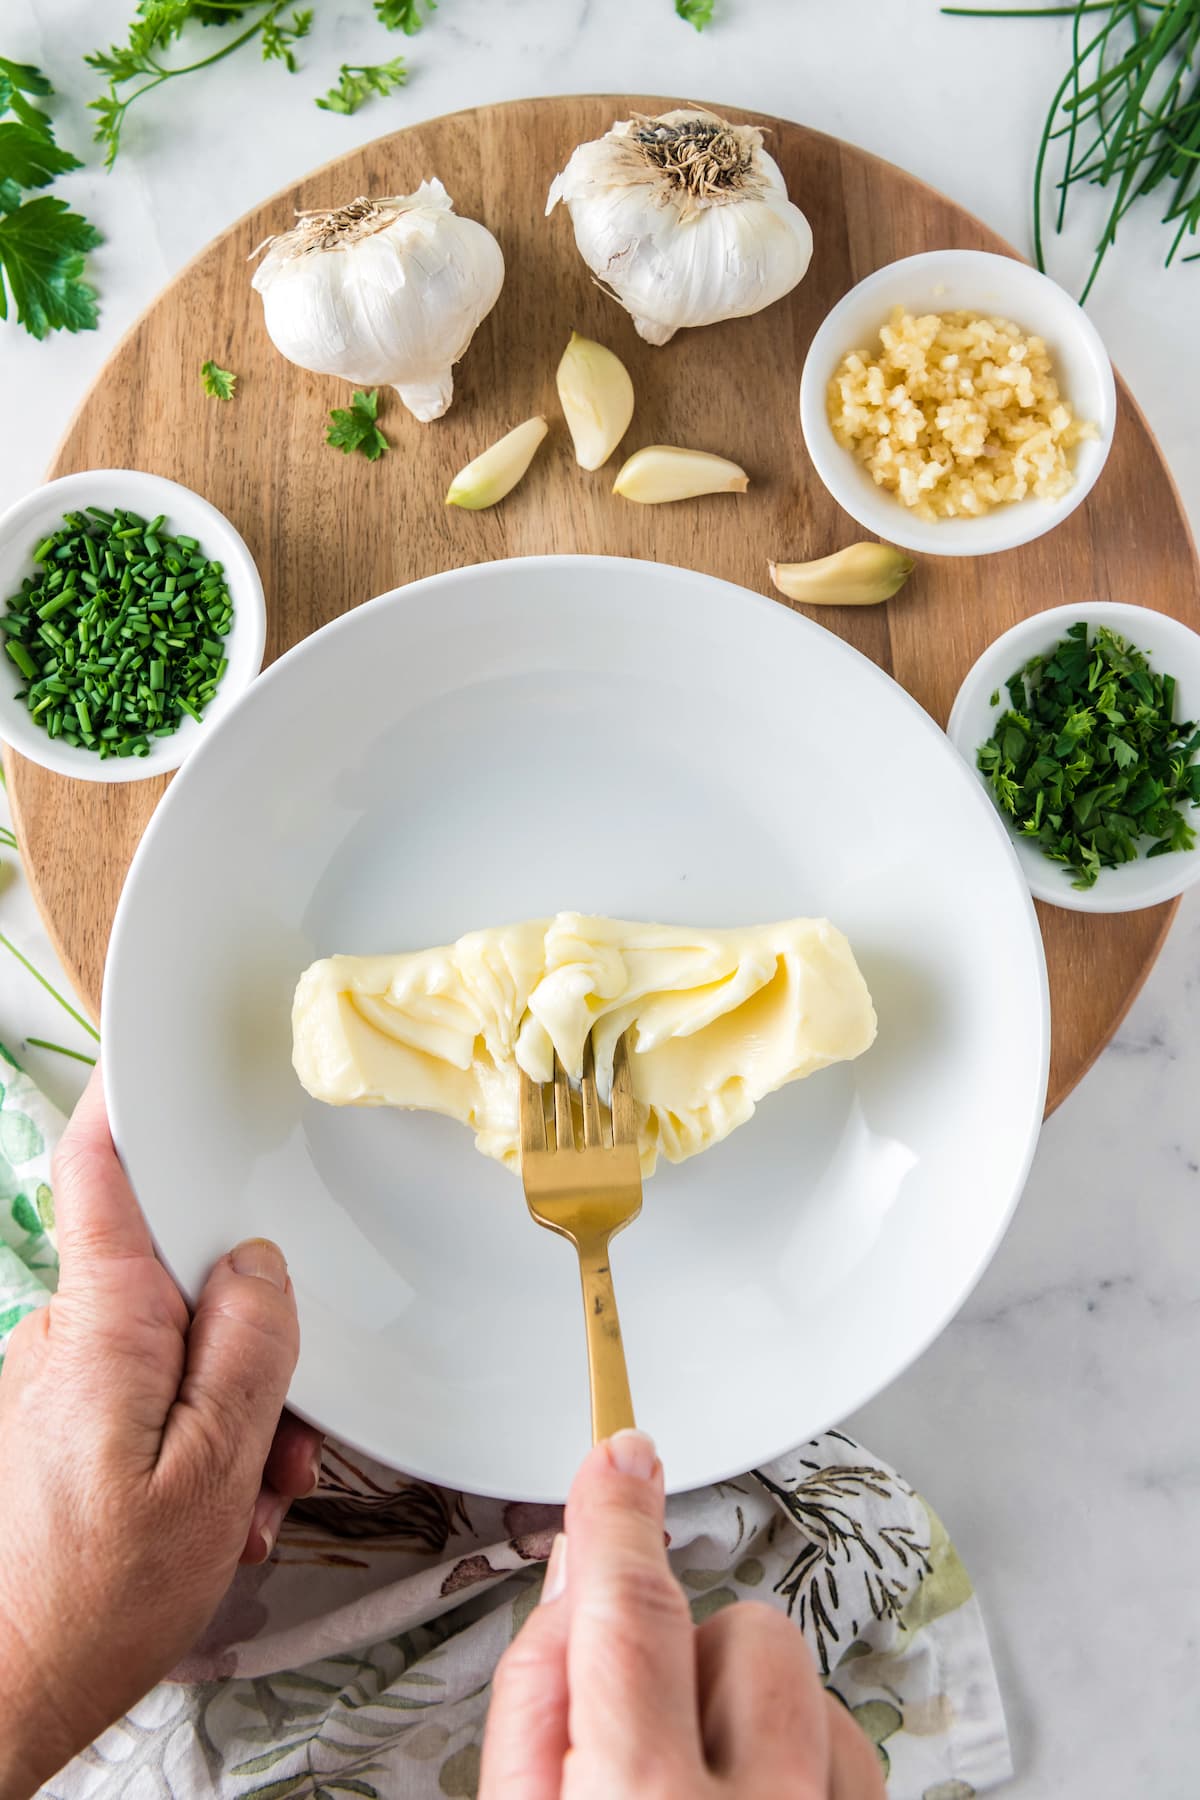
xmin=0 ymin=1057 xmax=1011 ymax=1800
xmin=0 ymin=1042 xmax=60 ymax=1352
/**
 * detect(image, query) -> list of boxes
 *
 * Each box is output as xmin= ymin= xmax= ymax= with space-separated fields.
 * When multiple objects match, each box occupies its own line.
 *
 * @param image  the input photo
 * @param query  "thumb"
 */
xmin=564 ymin=1431 xmax=701 ymax=1776
xmin=159 ymin=1238 xmax=299 ymax=1505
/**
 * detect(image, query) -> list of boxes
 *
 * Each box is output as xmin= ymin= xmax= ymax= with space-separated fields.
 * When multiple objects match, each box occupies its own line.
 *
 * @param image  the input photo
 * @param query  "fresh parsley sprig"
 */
xmin=86 ymin=0 xmax=443 ymax=162
xmin=87 ymin=1 xmax=313 ymax=168
xmin=0 ymin=58 xmax=101 ymax=339
xmin=201 ymin=358 xmax=237 ymax=398
xmin=0 ymin=57 xmax=53 ymax=131
xmin=326 ymin=388 xmax=390 ymax=460
xmin=316 ymin=56 xmax=407 ymax=114
xmin=978 ymin=622 xmax=1200 ymax=889
xmin=675 ymin=0 xmax=716 ymax=27
xmin=374 ymin=0 xmax=436 ymax=31
xmin=262 ymin=6 xmax=314 ymax=71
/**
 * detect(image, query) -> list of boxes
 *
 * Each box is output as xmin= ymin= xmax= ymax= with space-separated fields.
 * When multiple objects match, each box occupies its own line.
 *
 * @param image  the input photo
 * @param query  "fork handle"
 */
xmin=576 ymin=1236 xmax=636 ymax=1443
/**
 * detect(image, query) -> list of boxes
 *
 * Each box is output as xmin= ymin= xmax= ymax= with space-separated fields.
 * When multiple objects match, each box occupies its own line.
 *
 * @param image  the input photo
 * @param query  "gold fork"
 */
xmin=518 ymin=1033 xmax=643 ymax=1441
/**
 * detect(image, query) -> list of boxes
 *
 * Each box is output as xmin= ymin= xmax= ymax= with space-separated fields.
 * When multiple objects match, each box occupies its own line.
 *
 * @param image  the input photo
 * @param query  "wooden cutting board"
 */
xmin=6 ymin=95 xmax=1198 ymax=1112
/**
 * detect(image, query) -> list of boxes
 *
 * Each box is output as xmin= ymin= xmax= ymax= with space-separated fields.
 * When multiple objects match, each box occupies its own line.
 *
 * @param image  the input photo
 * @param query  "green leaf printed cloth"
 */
xmin=0 ymin=1057 xmax=1012 ymax=1800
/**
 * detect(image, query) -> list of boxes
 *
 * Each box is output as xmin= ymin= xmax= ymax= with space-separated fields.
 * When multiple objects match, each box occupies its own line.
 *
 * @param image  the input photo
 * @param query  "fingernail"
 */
xmin=303 ymin=1447 xmax=323 ymax=1499
xmin=255 ymin=1494 xmax=289 ymax=1564
xmin=540 ymin=1532 xmax=567 ymax=1605
xmin=231 ymin=1237 xmax=288 ymax=1291
xmin=607 ymin=1428 xmax=658 ymax=1482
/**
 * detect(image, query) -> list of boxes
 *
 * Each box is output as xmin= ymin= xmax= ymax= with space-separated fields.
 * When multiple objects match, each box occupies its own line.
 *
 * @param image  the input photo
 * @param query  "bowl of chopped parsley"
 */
xmin=0 ymin=470 xmax=266 ymax=782
xmin=948 ymin=602 xmax=1200 ymax=912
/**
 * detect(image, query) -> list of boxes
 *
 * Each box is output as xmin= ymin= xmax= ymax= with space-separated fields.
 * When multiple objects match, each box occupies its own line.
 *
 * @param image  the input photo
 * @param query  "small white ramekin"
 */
xmin=799 ymin=250 xmax=1117 ymax=559
xmin=0 ymin=469 xmax=265 ymax=782
xmin=948 ymin=601 xmax=1200 ymax=912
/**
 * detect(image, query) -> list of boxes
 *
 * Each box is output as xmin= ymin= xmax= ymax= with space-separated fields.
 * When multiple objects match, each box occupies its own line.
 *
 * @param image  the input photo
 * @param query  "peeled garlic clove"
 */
xmin=769 ymin=544 xmax=915 ymax=606
xmin=556 ymin=331 xmax=635 ymax=470
xmin=613 ymin=445 xmax=749 ymax=504
xmin=446 ymin=416 xmax=549 ymax=510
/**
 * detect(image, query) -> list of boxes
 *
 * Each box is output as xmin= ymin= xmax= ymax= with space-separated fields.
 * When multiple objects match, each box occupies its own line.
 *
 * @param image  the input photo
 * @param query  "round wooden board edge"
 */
xmin=5 ymin=92 xmax=1197 ymax=1102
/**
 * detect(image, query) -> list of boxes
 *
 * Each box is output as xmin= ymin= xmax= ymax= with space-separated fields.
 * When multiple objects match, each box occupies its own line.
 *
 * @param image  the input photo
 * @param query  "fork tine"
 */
xmin=518 ymin=1065 xmax=546 ymax=1156
xmin=580 ymin=1034 xmax=606 ymax=1147
xmin=552 ymin=1051 xmax=575 ymax=1150
xmin=610 ymin=1031 xmax=639 ymax=1148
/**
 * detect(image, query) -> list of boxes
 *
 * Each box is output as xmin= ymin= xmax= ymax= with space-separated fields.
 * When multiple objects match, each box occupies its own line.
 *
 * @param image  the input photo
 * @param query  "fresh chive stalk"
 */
xmin=25 ymin=1038 xmax=98 ymax=1067
xmin=0 ymin=932 xmax=101 ymax=1042
xmin=944 ymin=1 xmax=1200 ymax=296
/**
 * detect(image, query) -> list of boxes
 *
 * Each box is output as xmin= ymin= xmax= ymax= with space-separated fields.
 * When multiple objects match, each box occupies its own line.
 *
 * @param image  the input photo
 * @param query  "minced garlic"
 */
xmin=827 ymin=306 xmax=1096 ymax=520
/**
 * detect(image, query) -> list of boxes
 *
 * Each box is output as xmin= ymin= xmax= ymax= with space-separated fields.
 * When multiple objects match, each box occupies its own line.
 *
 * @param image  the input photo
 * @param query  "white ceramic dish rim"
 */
xmin=0 ymin=469 xmax=266 ymax=782
xmin=947 ymin=600 xmax=1200 ymax=913
xmin=103 ymin=554 xmax=1051 ymax=1497
xmin=799 ymin=249 xmax=1118 ymax=559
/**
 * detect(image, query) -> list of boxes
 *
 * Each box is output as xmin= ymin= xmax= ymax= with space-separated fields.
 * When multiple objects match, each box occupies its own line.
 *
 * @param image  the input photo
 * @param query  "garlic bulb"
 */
xmin=547 ymin=109 xmax=813 ymax=346
xmin=251 ymin=180 xmax=504 ymax=423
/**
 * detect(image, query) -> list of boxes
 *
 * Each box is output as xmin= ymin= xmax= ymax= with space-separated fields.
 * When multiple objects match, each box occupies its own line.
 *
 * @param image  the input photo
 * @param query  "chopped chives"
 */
xmin=1 ymin=505 xmax=235 ymax=756
xmin=36 ymin=591 xmax=74 ymax=622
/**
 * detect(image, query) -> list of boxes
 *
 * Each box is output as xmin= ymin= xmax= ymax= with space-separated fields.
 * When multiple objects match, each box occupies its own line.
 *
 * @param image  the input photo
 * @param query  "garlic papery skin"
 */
xmin=446 ymin=416 xmax=549 ymax=510
xmin=769 ymin=544 xmax=915 ymax=606
xmin=547 ymin=109 xmax=813 ymax=346
xmin=556 ymin=331 xmax=634 ymax=469
xmin=251 ymin=181 xmax=504 ymax=423
xmin=613 ymin=445 xmax=748 ymax=504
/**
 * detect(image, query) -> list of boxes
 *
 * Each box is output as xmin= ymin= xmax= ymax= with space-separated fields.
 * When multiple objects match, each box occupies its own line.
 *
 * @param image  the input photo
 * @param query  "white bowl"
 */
xmin=104 ymin=555 xmax=1048 ymax=1499
xmin=948 ymin=601 xmax=1200 ymax=913
xmin=799 ymin=250 xmax=1117 ymax=558
xmin=0 ymin=470 xmax=266 ymax=781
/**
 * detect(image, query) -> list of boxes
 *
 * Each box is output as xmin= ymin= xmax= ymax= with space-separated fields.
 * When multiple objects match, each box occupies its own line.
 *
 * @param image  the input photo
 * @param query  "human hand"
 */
xmin=480 ymin=1429 xmax=886 ymax=1799
xmin=0 ymin=1067 xmax=322 ymax=1800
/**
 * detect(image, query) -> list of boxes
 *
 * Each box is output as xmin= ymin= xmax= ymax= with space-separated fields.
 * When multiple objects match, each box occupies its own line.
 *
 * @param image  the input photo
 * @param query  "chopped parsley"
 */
xmin=977 ymin=621 xmax=1200 ymax=889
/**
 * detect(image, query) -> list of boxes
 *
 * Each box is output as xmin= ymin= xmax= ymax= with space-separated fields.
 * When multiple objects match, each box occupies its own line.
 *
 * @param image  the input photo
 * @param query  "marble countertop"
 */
xmin=2 ymin=2 xmax=1198 ymax=1793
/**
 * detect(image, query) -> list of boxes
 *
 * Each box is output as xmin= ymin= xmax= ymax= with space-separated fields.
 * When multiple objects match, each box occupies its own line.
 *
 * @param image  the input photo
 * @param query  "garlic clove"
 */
xmin=613 ymin=445 xmax=749 ymax=504
xmin=556 ymin=331 xmax=635 ymax=470
xmin=769 ymin=543 xmax=915 ymax=606
xmin=446 ymin=416 xmax=549 ymax=510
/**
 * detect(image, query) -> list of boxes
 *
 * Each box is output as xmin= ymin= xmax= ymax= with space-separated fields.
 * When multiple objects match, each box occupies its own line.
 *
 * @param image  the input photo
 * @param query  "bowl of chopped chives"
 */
xmin=947 ymin=602 xmax=1200 ymax=913
xmin=0 ymin=470 xmax=265 ymax=782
